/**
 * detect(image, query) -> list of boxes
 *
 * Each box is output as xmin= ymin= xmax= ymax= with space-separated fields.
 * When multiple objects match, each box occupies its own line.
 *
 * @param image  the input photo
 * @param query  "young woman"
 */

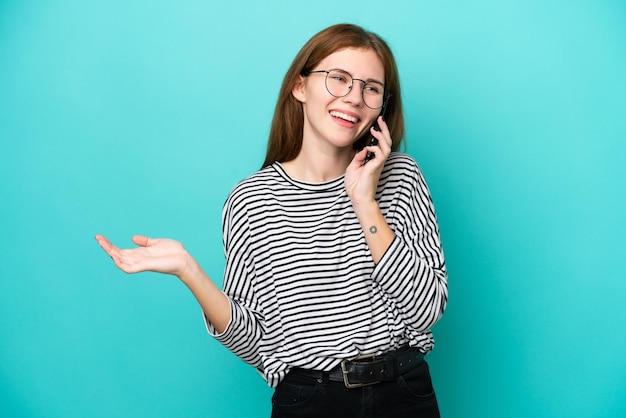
xmin=96 ymin=23 xmax=447 ymax=417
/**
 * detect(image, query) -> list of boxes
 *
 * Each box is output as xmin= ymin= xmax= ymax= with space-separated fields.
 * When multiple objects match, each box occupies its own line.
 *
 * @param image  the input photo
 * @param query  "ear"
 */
xmin=291 ymin=75 xmax=306 ymax=103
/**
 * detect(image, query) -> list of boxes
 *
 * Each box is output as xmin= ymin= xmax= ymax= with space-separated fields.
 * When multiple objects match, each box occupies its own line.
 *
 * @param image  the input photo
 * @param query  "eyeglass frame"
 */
xmin=304 ymin=68 xmax=389 ymax=109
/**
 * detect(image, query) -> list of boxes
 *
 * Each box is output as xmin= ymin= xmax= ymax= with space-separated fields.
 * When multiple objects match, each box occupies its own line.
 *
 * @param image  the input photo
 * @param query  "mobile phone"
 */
xmin=362 ymin=97 xmax=390 ymax=165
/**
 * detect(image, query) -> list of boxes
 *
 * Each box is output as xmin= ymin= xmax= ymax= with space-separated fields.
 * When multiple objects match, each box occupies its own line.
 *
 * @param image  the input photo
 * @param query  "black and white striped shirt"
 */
xmin=205 ymin=152 xmax=447 ymax=387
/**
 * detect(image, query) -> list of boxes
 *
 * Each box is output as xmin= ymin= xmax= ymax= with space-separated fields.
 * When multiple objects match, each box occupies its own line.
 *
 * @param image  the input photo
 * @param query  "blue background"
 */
xmin=1 ymin=0 xmax=625 ymax=417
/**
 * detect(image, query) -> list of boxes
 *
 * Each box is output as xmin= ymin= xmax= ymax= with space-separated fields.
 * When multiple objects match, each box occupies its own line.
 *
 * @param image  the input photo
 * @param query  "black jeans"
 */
xmin=271 ymin=360 xmax=440 ymax=418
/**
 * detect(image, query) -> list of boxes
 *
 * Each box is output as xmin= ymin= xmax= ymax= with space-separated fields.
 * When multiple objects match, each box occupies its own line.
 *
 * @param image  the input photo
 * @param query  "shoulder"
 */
xmin=229 ymin=165 xmax=278 ymax=193
xmin=381 ymin=152 xmax=422 ymax=181
xmin=224 ymin=165 xmax=281 ymax=210
xmin=378 ymin=153 xmax=433 ymax=203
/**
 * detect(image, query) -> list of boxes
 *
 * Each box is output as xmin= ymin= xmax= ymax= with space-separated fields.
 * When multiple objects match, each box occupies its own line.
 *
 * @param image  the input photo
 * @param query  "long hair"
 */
xmin=262 ymin=24 xmax=405 ymax=168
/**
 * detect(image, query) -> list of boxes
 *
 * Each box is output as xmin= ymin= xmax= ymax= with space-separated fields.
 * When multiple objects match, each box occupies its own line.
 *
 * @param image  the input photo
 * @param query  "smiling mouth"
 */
xmin=330 ymin=110 xmax=360 ymax=124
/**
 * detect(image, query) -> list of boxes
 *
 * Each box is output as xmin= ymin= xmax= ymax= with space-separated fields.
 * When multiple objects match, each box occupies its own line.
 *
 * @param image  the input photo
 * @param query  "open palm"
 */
xmin=95 ymin=234 xmax=190 ymax=276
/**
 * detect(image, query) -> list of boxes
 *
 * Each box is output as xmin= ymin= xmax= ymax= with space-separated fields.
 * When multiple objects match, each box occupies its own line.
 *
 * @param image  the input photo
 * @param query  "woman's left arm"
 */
xmin=346 ymin=119 xmax=447 ymax=331
xmin=372 ymin=162 xmax=448 ymax=332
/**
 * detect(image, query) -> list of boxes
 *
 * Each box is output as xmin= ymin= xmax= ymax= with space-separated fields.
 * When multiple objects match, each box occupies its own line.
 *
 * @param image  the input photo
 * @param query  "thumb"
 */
xmin=132 ymin=235 xmax=154 ymax=247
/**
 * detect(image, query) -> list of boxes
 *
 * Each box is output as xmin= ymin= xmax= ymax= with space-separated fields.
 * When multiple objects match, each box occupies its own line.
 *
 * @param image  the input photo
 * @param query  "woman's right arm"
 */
xmin=94 ymin=234 xmax=231 ymax=333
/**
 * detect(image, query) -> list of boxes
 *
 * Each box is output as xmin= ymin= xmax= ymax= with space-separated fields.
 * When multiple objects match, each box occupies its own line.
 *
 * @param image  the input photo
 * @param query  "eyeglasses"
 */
xmin=306 ymin=68 xmax=387 ymax=109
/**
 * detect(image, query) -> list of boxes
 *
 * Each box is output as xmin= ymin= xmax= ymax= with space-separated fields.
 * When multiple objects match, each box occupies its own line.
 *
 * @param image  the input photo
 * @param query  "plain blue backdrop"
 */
xmin=1 ymin=0 xmax=625 ymax=417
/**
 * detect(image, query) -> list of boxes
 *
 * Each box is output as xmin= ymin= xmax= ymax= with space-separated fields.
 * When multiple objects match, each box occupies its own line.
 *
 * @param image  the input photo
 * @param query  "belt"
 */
xmin=290 ymin=346 xmax=424 ymax=389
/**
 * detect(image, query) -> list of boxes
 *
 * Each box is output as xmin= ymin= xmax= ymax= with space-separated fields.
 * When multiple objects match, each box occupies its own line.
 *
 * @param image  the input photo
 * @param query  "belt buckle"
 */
xmin=340 ymin=355 xmax=381 ymax=389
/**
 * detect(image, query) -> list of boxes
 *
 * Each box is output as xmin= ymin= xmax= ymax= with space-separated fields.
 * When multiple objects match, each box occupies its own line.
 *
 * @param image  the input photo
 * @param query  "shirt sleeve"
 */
xmin=203 ymin=185 xmax=265 ymax=369
xmin=372 ymin=158 xmax=448 ymax=338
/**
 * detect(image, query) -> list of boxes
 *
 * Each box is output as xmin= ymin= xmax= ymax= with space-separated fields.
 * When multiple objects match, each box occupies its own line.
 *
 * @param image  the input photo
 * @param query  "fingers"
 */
xmin=112 ymin=254 xmax=144 ymax=274
xmin=371 ymin=117 xmax=392 ymax=149
xmin=107 ymin=245 xmax=145 ymax=274
xmin=94 ymin=234 xmax=125 ymax=265
xmin=94 ymin=234 xmax=116 ymax=255
xmin=95 ymin=234 xmax=145 ymax=274
xmin=352 ymin=147 xmax=369 ymax=167
xmin=94 ymin=234 xmax=128 ymax=271
xmin=364 ymin=117 xmax=392 ymax=163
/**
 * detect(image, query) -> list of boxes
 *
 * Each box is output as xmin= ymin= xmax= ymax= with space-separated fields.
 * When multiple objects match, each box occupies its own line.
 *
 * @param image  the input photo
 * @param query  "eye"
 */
xmin=328 ymin=70 xmax=350 ymax=84
xmin=364 ymin=83 xmax=382 ymax=95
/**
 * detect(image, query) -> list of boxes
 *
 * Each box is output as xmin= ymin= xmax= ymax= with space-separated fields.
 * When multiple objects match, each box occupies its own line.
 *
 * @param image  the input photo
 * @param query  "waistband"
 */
xmin=289 ymin=345 xmax=425 ymax=389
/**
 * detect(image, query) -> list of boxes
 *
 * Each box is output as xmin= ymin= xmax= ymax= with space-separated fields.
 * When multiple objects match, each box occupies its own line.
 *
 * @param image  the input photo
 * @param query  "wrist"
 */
xmin=177 ymin=252 xmax=201 ymax=285
xmin=351 ymin=199 xmax=379 ymax=218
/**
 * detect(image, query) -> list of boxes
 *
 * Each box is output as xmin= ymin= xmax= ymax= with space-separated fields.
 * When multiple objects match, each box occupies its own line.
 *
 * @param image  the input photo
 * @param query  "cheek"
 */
xmin=364 ymin=112 xmax=379 ymax=128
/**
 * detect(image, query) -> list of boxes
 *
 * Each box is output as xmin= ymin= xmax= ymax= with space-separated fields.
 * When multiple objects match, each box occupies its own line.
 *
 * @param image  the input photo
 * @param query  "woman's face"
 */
xmin=293 ymin=48 xmax=385 ymax=153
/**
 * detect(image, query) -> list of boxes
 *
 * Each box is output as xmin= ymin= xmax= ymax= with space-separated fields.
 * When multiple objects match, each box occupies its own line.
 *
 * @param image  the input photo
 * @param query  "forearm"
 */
xmin=374 ymin=237 xmax=448 ymax=330
xmin=179 ymin=260 xmax=231 ymax=334
xmin=353 ymin=200 xmax=395 ymax=263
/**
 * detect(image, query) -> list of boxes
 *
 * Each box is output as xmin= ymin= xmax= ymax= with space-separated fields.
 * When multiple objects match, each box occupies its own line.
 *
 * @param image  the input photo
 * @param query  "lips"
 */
xmin=330 ymin=110 xmax=360 ymax=124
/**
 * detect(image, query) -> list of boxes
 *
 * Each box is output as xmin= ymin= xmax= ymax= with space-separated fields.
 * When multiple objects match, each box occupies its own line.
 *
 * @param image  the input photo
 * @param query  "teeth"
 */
xmin=330 ymin=111 xmax=358 ymax=124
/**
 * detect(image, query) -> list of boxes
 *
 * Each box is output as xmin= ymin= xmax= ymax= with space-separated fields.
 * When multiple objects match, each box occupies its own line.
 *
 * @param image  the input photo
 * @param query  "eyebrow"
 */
xmin=365 ymin=77 xmax=385 ymax=85
xmin=335 ymin=68 xmax=384 ymax=86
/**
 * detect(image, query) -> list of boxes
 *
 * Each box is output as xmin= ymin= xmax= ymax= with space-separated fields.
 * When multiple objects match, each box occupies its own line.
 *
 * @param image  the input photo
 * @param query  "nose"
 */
xmin=342 ymin=82 xmax=364 ymax=106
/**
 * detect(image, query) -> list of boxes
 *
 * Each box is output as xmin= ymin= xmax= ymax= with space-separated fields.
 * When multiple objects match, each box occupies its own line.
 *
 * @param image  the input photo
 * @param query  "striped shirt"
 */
xmin=205 ymin=152 xmax=447 ymax=388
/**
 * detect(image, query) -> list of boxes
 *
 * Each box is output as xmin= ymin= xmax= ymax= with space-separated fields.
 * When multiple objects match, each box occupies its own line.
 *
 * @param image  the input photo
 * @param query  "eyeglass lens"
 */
xmin=325 ymin=69 xmax=384 ymax=109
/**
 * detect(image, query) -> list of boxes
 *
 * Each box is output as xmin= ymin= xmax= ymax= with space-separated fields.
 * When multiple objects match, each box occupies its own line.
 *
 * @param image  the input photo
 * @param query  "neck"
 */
xmin=282 ymin=147 xmax=353 ymax=183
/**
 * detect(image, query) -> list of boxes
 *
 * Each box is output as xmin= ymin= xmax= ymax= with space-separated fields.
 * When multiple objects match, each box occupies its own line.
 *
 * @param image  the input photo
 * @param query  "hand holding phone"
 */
xmin=362 ymin=121 xmax=381 ymax=165
xmin=362 ymin=96 xmax=390 ymax=166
